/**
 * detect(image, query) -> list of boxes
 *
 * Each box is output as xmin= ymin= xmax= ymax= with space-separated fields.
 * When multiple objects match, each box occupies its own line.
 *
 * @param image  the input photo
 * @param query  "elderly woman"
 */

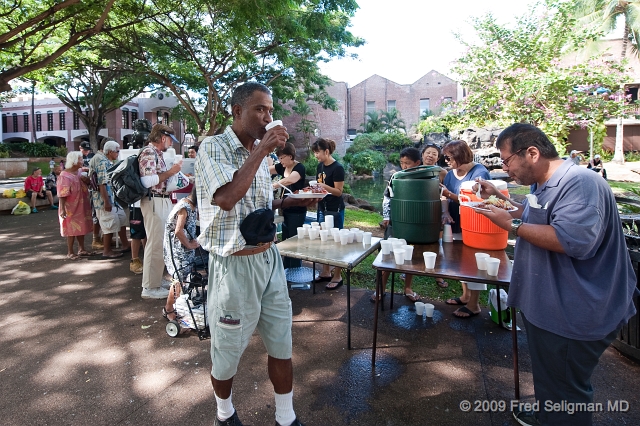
xmin=269 ymin=142 xmax=307 ymax=269
xmin=58 ymin=151 xmax=94 ymax=260
xmin=440 ymin=140 xmax=490 ymax=318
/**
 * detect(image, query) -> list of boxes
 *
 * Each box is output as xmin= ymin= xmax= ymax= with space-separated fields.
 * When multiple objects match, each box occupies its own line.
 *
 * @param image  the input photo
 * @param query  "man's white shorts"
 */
xmin=96 ymin=206 xmax=127 ymax=234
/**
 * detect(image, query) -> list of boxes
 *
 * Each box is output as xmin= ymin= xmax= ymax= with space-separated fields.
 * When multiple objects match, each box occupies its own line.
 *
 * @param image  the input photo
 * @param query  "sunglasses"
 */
xmin=443 ymin=155 xmax=452 ymax=162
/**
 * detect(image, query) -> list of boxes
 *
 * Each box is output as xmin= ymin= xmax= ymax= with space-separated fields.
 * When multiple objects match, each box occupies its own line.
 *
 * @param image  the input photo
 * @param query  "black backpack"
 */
xmin=107 ymin=151 xmax=150 ymax=208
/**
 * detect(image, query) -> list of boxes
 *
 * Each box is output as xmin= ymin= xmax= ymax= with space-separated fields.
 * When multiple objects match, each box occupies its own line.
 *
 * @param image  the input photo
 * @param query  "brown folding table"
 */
xmin=371 ymin=240 xmax=520 ymax=398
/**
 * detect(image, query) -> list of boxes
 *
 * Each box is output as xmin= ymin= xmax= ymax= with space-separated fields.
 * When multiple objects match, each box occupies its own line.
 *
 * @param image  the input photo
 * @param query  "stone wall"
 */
xmin=0 ymin=158 xmax=28 ymax=178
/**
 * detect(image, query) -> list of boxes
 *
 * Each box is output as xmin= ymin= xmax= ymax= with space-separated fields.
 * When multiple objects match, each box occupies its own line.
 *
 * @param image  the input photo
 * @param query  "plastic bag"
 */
xmin=11 ymin=201 xmax=31 ymax=215
xmin=14 ymin=189 xmax=26 ymax=198
xmin=3 ymin=189 xmax=16 ymax=198
xmin=166 ymin=171 xmax=190 ymax=192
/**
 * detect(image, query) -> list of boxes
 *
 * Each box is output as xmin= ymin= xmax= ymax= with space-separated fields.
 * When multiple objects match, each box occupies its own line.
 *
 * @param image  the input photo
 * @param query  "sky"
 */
xmin=318 ymin=0 xmax=540 ymax=86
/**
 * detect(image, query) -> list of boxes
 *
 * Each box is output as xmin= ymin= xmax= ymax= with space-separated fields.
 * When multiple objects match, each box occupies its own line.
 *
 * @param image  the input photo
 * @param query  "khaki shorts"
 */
xmin=96 ymin=206 xmax=127 ymax=234
xmin=208 ymin=245 xmax=292 ymax=381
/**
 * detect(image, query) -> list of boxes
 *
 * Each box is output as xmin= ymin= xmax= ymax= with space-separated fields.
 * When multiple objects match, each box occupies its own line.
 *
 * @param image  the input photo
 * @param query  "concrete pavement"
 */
xmin=0 ymin=210 xmax=639 ymax=425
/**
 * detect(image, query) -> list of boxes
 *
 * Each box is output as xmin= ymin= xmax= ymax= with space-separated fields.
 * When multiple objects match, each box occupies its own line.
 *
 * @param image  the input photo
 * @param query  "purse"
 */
xmin=240 ymin=208 xmax=276 ymax=245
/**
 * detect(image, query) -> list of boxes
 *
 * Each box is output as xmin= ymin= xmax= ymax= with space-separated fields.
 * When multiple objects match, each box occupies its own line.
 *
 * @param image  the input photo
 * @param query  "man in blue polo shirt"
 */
xmin=476 ymin=123 xmax=637 ymax=426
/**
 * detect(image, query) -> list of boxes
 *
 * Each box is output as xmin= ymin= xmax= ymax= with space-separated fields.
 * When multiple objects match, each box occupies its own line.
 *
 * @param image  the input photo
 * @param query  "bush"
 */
xmin=301 ymin=154 xmax=319 ymax=178
xmin=55 ymin=146 xmax=68 ymax=158
xmin=0 ymin=144 xmax=8 ymax=158
xmin=348 ymin=132 xmax=412 ymax=154
xmin=349 ymin=149 xmax=387 ymax=174
xmin=17 ymin=142 xmax=57 ymax=157
xmin=388 ymin=153 xmax=400 ymax=166
xmin=347 ymin=134 xmax=376 ymax=153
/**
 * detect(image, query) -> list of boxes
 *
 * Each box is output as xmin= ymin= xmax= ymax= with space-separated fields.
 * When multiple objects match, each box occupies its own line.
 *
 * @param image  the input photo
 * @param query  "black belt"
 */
xmin=152 ymin=193 xmax=171 ymax=198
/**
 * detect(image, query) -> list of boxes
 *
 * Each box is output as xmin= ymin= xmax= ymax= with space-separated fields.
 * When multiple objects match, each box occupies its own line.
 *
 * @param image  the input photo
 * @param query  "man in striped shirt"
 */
xmin=195 ymin=82 xmax=314 ymax=426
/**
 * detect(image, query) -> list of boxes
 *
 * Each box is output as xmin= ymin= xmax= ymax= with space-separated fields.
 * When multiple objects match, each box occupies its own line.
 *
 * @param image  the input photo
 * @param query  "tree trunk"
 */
xmin=613 ymin=116 xmax=625 ymax=164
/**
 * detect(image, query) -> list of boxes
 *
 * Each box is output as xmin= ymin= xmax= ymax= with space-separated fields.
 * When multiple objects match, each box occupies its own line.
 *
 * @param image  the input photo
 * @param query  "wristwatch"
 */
xmin=511 ymin=219 xmax=523 ymax=236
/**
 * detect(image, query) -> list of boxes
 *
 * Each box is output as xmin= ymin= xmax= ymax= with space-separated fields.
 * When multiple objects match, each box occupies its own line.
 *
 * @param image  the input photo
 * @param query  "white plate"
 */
xmin=463 ymin=201 xmax=517 ymax=212
xmin=287 ymin=192 xmax=328 ymax=199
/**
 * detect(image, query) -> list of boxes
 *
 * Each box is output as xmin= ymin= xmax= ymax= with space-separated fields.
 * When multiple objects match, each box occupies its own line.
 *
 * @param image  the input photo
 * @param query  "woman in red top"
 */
xmin=24 ymin=167 xmax=56 ymax=213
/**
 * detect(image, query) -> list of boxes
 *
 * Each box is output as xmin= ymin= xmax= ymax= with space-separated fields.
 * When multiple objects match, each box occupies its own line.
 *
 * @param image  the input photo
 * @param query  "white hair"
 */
xmin=103 ymin=140 xmax=120 ymax=154
xmin=66 ymin=151 xmax=83 ymax=168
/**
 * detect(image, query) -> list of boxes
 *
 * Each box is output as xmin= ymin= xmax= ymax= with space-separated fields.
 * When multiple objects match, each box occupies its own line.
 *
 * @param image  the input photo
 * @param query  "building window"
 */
xmin=59 ymin=111 xmax=65 ymax=130
xmin=47 ymin=111 xmax=53 ymax=131
xmin=12 ymin=114 xmax=18 ymax=132
xmin=131 ymin=110 xmax=138 ymax=122
xmin=36 ymin=113 xmax=42 ymax=131
xmin=387 ymin=100 xmax=396 ymax=112
xmin=1 ymin=115 xmax=6 ymax=132
xmin=420 ymin=99 xmax=430 ymax=116
xmin=73 ymin=112 xmax=80 ymax=130
xmin=157 ymin=110 xmax=163 ymax=123
xmin=122 ymin=108 xmax=129 ymax=129
xmin=366 ymin=101 xmax=375 ymax=113
xmin=23 ymin=113 xmax=28 ymax=132
xmin=163 ymin=112 xmax=169 ymax=125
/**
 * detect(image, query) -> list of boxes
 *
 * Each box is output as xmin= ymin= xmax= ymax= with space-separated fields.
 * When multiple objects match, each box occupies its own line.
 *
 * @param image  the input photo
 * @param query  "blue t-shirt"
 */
xmin=509 ymin=160 xmax=637 ymax=340
xmin=443 ymin=163 xmax=490 ymax=233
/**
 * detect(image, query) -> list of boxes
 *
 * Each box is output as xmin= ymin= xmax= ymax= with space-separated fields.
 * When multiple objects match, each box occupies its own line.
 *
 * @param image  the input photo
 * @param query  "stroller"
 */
xmin=165 ymin=232 xmax=210 ymax=340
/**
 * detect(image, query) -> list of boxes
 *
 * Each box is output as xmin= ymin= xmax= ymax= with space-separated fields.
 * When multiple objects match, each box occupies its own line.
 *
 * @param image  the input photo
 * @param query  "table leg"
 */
xmin=347 ymin=270 xmax=351 ymax=350
xmin=312 ymin=261 xmax=316 ymax=294
xmin=512 ymin=307 xmax=520 ymax=399
xmin=372 ymin=269 xmax=382 ymax=366
xmin=389 ymin=272 xmax=395 ymax=310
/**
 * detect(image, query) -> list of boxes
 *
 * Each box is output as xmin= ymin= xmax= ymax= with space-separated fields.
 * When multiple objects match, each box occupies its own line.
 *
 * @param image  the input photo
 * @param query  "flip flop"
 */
xmin=369 ymin=291 xmax=387 ymax=303
xmin=325 ymin=280 xmax=343 ymax=290
xmin=312 ymin=275 xmax=332 ymax=283
xmin=102 ymin=252 xmax=124 ymax=259
xmin=404 ymin=291 xmax=421 ymax=303
xmin=119 ymin=247 xmax=131 ymax=253
xmin=436 ymin=279 xmax=449 ymax=288
xmin=453 ymin=306 xmax=480 ymax=318
xmin=445 ymin=297 xmax=467 ymax=306
xmin=77 ymin=250 xmax=99 ymax=257
xmin=66 ymin=254 xmax=80 ymax=260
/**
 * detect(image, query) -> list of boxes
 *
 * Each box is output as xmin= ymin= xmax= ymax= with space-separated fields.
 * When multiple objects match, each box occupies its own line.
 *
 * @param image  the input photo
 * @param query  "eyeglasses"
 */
xmin=443 ymin=155 xmax=452 ymax=162
xmin=500 ymin=147 xmax=526 ymax=167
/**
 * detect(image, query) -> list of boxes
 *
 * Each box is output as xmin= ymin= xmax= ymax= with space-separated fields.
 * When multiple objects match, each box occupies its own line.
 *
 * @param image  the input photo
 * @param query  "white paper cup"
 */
xmin=340 ymin=233 xmax=349 ymax=245
xmin=309 ymin=180 xmax=318 ymax=186
xmin=308 ymin=228 xmax=319 ymax=240
xmin=393 ymin=249 xmax=406 ymax=264
xmin=319 ymin=229 xmax=329 ymax=241
xmin=347 ymin=232 xmax=355 ymax=243
xmin=424 ymin=303 xmax=435 ymax=317
xmin=485 ymin=257 xmax=500 ymax=276
xmin=265 ymin=119 xmax=283 ymax=131
xmin=355 ymin=231 xmax=363 ymax=242
xmin=324 ymin=215 xmax=334 ymax=229
xmin=362 ymin=232 xmax=372 ymax=245
xmin=311 ymin=221 xmax=319 ymax=228
xmin=443 ymin=224 xmax=453 ymax=242
xmin=423 ymin=252 xmax=437 ymax=269
xmin=303 ymin=224 xmax=311 ymax=230
xmin=350 ymin=228 xmax=360 ymax=233
xmin=398 ymin=239 xmax=407 ymax=246
xmin=475 ymin=253 xmax=490 ymax=270
xmin=402 ymin=245 xmax=414 ymax=261
xmin=380 ymin=240 xmax=392 ymax=255
xmin=297 ymin=227 xmax=305 ymax=239
xmin=415 ymin=302 xmax=425 ymax=315
xmin=392 ymin=241 xmax=404 ymax=253
xmin=321 ymin=222 xmax=329 ymax=230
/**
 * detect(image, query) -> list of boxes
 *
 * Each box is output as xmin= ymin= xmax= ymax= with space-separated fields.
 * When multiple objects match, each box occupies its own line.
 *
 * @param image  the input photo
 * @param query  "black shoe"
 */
xmin=215 ymin=411 xmax=243 ymax=426
xmin=276 ymin=418 xmax=305 ymax=426
xmin=513 ymin=410 xmax=540 ymax=426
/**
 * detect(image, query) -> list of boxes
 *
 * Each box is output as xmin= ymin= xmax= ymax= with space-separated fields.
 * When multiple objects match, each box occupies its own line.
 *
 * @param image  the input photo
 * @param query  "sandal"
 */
xmin=77 ymin=250 xmax=99 ymax=257
xmin=325 ymin=279 xmax=343 ymax=290
xmin=404 ymin=291 xmax=421 ymax=303
xmin=436 ymin=279 xmax=449 ymax=288
xmin=445 ymin=297 xmax=467 ymax=306
xmin=66 ymin=253 xmax=80 ymax=260
xmin=312 ymin=275 xmax=332 ymax=283
xmin=369 ymin=291 xmax=387 ymax=303
xmin=162 ymin=307 xmax=181 ymax=321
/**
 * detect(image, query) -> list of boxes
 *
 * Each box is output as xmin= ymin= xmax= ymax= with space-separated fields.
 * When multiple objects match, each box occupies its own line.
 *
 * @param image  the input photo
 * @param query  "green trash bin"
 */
xmin=390 ymin=165 xmax=442 ymax=244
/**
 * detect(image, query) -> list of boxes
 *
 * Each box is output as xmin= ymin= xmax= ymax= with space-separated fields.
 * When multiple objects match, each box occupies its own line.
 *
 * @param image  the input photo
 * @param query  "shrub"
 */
xmin=18 ymin=142 xmax=57 ymax=157
xmin=301 ymin=154 xmax=319 ymax=178
xmin=0 ymin=144 xmax=8 ymax=158
xmin=388 ymin=153 xmax=400 ymax=166
xmin=349 ymin=149 xmax=387 ymax=174
xmin=349 ymin=132 xmax=413 ymax=154
xmin=416 ymin=115 xmax=448 ymax=135
xmin=55 ymin=146 xmax=68 ymax=158
xmin=347 ymin=134 xmax=376 ymax=153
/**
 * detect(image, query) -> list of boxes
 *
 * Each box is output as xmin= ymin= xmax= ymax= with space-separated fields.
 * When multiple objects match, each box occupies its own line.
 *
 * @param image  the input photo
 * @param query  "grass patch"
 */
xmin=19 ymin=161 xmax=50 ymax=177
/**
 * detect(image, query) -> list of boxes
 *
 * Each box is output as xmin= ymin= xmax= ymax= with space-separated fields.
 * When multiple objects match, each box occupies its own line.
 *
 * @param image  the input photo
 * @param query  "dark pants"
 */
xmin=522 ymin=313 xmax=619 ymax=426
xmin=281 ymin=210 xmax=306 ymax=269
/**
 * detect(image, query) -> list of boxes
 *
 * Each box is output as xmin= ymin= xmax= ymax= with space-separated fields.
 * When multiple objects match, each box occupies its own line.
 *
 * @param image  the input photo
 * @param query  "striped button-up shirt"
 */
xmin=195 ymin=127 xmax=273 ymax=256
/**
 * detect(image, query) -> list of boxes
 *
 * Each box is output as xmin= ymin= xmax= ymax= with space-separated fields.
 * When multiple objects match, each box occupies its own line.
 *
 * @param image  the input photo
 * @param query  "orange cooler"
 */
xmin=459 ymin=180 xmax=510 ymax=250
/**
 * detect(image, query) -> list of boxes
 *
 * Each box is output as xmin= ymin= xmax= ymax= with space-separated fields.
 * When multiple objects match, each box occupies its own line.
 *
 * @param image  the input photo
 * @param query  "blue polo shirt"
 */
xmin=509 ymin=160 xmax=637 ymax=340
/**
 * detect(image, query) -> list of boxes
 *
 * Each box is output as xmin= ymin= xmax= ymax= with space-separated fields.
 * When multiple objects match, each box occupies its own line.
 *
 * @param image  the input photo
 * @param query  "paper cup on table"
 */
xmin=392 ymin=241 xmax=404 ymax=253
xmin=475 ymin=253 xmax=490 ymax=270
xmin=442 ymin=224 xmax=453 ymax=242
xmin=393 ymin=249 xmax=406 ymax=264
xmin=380 ymin=240 xmax=392 ymax=255
xmin=350 ymin=228 xmax=360 ymax=233
xmin=348 ymin=232 xmax=356 ymax=243
xmin=339 ymin=232 xmax=349 ymax=245
xmin=319 ymin=229 xmax=329 ymax=241
xmin=402 ymin=245 xmax=414 ymax=261
xmin=362 ymin=232 xmax=372 ymax=245
xmin=311 ymin=221 xmax=319 ymax=228
xmin=355 ymin=231 xmax=363 ymax=242
xmin=265 ymin=119 xmax=283 ymax=131
xmin=308 ymin=228 xmax=319 ymax=240
xmin=297 ymin=227 xmax=305 ymax=238
xmin=423 ymin=252 xmax=437 ymax=269
xmin=415 ymin=302 xmax=425 ymax=316
xmin=324 ymin=215 xmax=334 ymax=229
xmin=424 ymin=303 xmax=435 ymax=318
xmin=303 ymin=224 xmax=311 ymax=230
xmin=485 ymin=257 xmax=500 ymax=276
xmin=321 ymin=222 xmax=329 ymax=230
xmin=309 ymin=180 xmax=318 ymax=186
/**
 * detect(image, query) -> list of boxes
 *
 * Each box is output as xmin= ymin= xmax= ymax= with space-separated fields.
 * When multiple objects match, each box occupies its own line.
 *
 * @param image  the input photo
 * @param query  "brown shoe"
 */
xmin=130 ymin=258 xmax=143 ymax=274
xmin=92 ymin=240 xmax=104 ymax=250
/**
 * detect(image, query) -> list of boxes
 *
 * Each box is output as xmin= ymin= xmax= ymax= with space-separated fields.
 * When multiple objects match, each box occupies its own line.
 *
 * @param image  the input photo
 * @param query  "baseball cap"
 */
xmin=570 ymin=150 xmax=580 ymax=155
xmin=161 ymin=130 xmax=180 ymax=144
xmin=80 ymin=141 xmax=91 ymax=150
xmin=594 ymin=154 xmax=601 ymax=159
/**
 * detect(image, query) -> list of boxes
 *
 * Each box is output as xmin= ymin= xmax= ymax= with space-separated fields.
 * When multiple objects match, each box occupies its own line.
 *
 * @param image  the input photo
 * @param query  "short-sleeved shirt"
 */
xmin=88 ymin=151 xmax=113 ymax=210
xmin=24 ymin=175 xmax=43 ymax=192
xmin=138 ymin=144 xmax=166 ymax=195
xmin=443 ymin=163 xmax=490 ymax=233
xmin=316 ymin=160 xmax=345 ymax=212
xmin=274 ymin=162 xmax=306 ymax=214
xmin=195 ymin=126 xmax=273 ymax=257
xmin=45 ymin=172 xmax=57 ymax=190
xmin=509 ymin=160 xmax=637 ymax=340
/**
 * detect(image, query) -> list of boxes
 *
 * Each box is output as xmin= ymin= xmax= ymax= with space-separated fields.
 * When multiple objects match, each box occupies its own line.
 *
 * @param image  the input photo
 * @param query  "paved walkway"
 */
xmin=0 ymin=211 xmax=639 ymax=425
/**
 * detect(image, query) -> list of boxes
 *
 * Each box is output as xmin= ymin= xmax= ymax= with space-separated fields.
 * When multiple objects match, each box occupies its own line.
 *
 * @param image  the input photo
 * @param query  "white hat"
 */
xmin=570 ymin=150 xmax=580 ymax=155
xmin=594 ymin=154 xmax=601 ymax=159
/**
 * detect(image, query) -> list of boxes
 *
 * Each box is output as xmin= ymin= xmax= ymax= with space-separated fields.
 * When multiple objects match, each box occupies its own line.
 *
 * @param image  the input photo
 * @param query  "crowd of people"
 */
xmin=25 ymin=81 xmax=633 ymax=426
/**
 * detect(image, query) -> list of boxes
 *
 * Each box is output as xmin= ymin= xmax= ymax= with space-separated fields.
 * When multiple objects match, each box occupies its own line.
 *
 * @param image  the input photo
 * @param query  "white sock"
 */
xmin=214 ymin=391 xmax=235 ymax=421
xmin=274 ymin=390 xmax=296 ymax=426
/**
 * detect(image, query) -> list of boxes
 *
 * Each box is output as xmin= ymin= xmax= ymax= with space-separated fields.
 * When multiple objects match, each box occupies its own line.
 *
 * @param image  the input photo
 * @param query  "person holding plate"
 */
xmin=439 ymin=140 xmax=490 ymax=318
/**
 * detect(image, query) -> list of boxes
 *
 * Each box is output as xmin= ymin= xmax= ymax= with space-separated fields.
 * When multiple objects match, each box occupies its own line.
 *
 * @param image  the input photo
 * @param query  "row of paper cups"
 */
xmin=297 ymin=224 xmax=372 ymax=245
xmin=475 ymin=253 xmax=500 ymax=276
